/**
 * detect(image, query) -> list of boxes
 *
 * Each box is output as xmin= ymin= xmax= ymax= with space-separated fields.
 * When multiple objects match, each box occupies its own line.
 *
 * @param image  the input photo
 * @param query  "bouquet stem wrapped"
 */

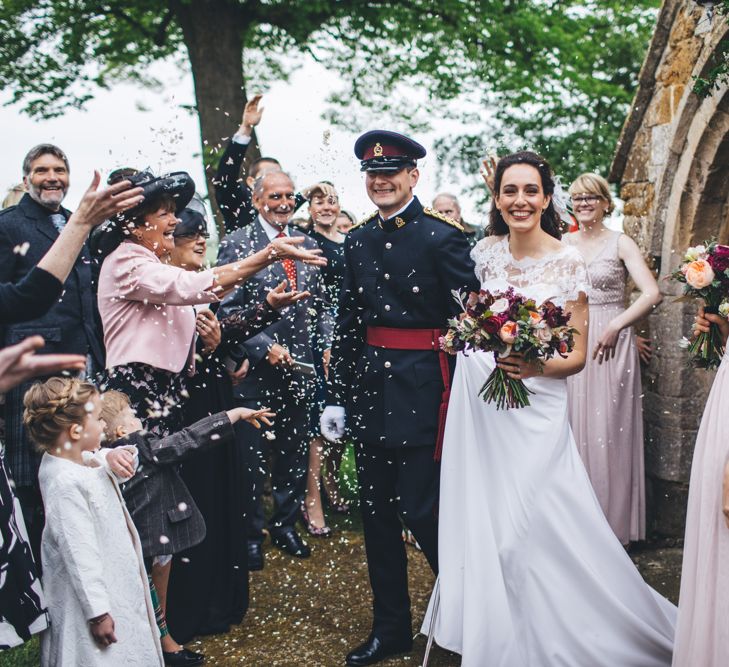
xmin=479 ymin=358 xmax=535 ymax=409
xmin=440 ymin=288 xmax=578 ymax=410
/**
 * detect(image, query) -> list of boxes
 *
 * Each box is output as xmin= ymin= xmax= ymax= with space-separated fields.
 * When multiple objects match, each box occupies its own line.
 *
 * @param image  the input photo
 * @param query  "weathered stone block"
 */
xmin=644 ymin=420 xmax=696 ymax=481
xmin=646 ymin=477 xmax=689 ymax=537
xmin=623 ymin=129 xmax=652 ymax=181
xmin=657 ymin=37 xmax=703 ymax=87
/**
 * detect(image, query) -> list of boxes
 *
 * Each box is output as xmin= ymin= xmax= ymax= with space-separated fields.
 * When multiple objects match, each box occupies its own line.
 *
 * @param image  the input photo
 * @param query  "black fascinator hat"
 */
xmin=90 ymin=168 xmax=196 ymax=262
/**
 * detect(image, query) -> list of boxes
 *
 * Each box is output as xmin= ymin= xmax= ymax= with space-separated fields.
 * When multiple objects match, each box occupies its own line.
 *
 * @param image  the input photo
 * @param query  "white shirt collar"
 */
xmin=382 ymin=197 xmax=415 ymax=220
xmin=258 ymin=214 xmax=290 ymax=241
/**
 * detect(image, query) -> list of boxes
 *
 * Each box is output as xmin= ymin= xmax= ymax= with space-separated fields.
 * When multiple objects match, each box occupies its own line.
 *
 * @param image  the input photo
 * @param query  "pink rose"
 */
xmin=499 ymin=321 xmax=519 ymax=344
xmin=535 ymin=325 xmax=553 ymax=343
xmin=684 ymin=259 xmax=715 ymax=289
xmin=490 ymin=297 xmax=510 ymax=314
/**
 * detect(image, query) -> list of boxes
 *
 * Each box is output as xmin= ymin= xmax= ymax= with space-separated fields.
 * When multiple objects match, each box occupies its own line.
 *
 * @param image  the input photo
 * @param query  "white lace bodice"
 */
xmin=471 ymin=235 xmax=590 ymax=307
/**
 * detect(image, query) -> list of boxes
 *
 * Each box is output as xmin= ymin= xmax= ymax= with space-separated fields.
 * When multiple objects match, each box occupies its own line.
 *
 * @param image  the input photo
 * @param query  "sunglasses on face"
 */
xmin=175 ymin=232 xmax=209 ymax=241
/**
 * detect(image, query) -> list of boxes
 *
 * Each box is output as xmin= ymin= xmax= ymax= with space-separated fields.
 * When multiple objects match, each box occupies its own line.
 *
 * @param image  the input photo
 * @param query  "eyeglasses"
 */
xmin=174 ymin=232 xmax=209 ymax=241
xmin=571 ymin=195 xmax=602 ymax=205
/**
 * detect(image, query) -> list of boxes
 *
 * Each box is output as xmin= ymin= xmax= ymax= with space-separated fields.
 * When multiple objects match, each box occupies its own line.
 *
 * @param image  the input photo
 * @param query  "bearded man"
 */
xmin=0 ymin=144 xmax=105 ymax=560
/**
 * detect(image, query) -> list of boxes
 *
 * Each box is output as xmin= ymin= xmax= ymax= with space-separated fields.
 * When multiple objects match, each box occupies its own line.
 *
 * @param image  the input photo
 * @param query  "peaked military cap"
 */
xmin=354 ymin=130 xmax=426 ymax=172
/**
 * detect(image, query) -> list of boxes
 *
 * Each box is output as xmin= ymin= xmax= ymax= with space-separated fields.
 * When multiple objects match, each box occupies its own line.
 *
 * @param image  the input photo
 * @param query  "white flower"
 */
xmin=685 ymin=245 xmax=706 ymax=261
xmin=490 ymin=297 xmax=510 ymax=314
xmin=678 ymin=337 xmax=692 ymax=349
xmin=720 ymin=300 xmax=729 ymax=319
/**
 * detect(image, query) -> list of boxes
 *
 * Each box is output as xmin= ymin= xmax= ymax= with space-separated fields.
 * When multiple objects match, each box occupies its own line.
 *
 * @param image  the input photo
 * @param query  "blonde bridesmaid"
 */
xmin=564 ymin=173 xmax=662 ymax=545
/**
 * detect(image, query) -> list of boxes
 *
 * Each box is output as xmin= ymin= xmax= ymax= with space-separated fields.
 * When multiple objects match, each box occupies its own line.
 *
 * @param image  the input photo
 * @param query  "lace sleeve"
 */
xmin=470 ymin=235 xmax=508 ymax=285
xmin=556 ymin=246 xmax=591 ymax=302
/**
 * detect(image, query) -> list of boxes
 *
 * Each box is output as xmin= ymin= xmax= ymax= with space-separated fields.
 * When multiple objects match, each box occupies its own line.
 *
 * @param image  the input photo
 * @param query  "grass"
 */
xmin=1 ymin=636 xmax=39 ymax=667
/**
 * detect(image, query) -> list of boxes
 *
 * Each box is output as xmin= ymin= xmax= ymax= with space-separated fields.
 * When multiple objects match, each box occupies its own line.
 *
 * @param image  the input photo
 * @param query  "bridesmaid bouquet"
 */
xmin=440 ymin=287 xmax=578 ymax=409
xmin=671 ymin=241 xmax=729 ymax=369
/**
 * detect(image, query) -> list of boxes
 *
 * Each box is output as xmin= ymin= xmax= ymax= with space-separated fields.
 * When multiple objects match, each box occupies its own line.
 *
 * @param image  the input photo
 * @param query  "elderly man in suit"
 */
xmin=0 ymin=144 xmax=106 ymax=560
xmin=217 ymin=170 xmax=333 ymax=570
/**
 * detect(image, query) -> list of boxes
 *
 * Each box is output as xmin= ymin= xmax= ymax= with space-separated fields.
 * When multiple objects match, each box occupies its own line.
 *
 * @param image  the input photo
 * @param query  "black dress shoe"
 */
xmin=345 ymin=635 xmax=413 ymax=666
xmin=271 ymin=527 xmax=311 ymax=558
xmin=163 ymin=647 xmax=205 ymax=666
xmin=248 ymin=541 xmax=264 ymax=571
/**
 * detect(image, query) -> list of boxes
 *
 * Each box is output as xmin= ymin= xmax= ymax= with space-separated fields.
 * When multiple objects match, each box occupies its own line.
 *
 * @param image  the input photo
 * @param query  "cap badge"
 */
xmin=373 ymin=143 xmax=383 ymax=157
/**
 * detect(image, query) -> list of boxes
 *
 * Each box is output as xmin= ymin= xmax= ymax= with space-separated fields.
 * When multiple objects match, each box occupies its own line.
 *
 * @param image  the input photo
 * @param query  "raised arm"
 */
xmin=214 ymin=95 xmax=262 ymax=233
xmin=38 ymin=172 xmax=142 ymax=282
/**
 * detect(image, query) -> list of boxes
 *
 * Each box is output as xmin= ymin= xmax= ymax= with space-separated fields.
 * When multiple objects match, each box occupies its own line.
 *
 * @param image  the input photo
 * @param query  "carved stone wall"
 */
xmin=610 ymin=0 xmax=729 ymax=536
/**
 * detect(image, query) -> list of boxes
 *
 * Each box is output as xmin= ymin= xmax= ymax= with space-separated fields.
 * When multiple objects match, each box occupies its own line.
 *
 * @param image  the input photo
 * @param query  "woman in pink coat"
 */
xmin=95 ymin=170 xmax=321 ymax=665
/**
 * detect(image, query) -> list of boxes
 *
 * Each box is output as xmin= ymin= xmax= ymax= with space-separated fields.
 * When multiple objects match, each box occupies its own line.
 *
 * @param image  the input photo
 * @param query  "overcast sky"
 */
xmin=0 ymin=57 xmax=490 ymax=237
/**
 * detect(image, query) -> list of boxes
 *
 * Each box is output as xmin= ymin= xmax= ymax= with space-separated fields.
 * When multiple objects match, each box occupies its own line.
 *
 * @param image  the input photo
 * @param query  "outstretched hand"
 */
xmin=269 ymin=236 xmax=327 ymax=266
xmin=266 ymin=280 xmax=310 ymax=310
xmin=0 ymin=336 xmax=85 ymax=393
xmin=227 ymin=406 xmax=276 ymax=429
xmin=69 ymin=171 xmax=144 ymax=229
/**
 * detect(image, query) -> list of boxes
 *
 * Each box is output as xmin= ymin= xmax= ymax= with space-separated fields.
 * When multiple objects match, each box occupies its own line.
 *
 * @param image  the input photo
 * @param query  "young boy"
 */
xmin=99 ymin=390 xmax=274 ymax=664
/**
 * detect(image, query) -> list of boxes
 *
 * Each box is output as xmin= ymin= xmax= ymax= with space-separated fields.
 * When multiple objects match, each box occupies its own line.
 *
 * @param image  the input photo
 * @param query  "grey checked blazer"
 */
xmin=107 ymin=413 xmax=234 ymax=558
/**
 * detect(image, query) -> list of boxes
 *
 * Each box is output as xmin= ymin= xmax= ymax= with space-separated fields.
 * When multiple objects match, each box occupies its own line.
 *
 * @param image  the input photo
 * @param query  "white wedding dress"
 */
xmin=422 ymin=236 xmax=676 ymax=666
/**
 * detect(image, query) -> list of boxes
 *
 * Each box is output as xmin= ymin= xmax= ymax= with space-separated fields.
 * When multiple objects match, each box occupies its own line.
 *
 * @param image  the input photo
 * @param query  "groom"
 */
xmin=321 ymin=130 xmax=480 ymax=666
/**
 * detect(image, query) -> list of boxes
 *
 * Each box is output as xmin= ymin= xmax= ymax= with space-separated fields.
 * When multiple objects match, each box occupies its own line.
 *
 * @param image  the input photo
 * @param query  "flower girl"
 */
xmin=23 ymin=377 xmax=163 ymax=666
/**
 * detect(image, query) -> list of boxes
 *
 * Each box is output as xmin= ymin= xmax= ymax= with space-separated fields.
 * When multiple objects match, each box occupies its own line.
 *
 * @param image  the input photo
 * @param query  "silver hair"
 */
xmin=433 ymin=192 xmax=460 ymax=210
xmin=22 ymin=144 xmax=69 ymax=176
xmin=252 ymin=170 xmax=295 ymax=198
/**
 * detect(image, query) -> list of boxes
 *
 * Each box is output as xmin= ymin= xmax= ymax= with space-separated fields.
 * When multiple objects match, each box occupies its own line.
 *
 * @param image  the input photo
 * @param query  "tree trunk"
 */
xmin=172 ymin=0 xmax=260 ymax=238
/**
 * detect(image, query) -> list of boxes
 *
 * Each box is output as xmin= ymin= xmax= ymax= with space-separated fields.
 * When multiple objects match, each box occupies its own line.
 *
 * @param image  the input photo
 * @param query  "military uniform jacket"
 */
xmin=329 ymin=196 xmax=480 ymax=448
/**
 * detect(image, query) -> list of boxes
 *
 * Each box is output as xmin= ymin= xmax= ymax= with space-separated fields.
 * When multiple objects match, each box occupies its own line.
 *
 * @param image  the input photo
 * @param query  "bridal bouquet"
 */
xmin=440 ymin=288 xmax=578 ymax=409
xmin=671 ymin=241 xmax=729 ymax=369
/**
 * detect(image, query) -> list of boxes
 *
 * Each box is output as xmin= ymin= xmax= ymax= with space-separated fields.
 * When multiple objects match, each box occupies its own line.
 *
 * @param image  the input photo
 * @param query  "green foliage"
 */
xmin=0 ymin=0 xmax=659 ymax=190
xmin=693 ymin=0 xmax=729 ymax=98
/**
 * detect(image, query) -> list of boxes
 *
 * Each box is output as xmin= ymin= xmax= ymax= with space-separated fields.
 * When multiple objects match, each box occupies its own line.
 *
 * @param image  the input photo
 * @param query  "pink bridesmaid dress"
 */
xmin=565 ymin=231 xmax=646 ymax=544
xmin=672 ymin=351 xmax=729 ymax=666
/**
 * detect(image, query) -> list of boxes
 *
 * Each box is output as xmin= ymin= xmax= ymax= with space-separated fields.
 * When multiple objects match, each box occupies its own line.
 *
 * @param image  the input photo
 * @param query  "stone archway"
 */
xmin=610 ymin=0 xmax=729 ymax=535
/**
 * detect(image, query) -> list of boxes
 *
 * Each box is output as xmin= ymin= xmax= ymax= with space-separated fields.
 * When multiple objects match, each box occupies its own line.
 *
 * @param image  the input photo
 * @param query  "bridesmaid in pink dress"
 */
xmin=673 ymin=307 xmax=729 ymax=666
xmin=564 ymin=173 xmax=662 ymax=545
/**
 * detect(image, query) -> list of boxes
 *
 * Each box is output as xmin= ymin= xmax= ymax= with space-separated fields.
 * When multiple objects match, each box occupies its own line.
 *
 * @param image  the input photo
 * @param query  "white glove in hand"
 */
xmin=320 ymin=405 xmax=346 ymax=442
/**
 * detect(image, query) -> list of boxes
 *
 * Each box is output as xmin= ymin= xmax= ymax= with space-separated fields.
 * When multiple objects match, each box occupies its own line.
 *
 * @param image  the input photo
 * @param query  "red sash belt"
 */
xmin=366 ymin=326 xmax=450 ymax=461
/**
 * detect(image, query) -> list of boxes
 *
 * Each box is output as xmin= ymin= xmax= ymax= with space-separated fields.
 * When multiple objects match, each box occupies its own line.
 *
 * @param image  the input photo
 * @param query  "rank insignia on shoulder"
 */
xmin=423 ymin=207 xmax=465 ymax=231
xmin=350 ymin=211 xmax=378 ymax=231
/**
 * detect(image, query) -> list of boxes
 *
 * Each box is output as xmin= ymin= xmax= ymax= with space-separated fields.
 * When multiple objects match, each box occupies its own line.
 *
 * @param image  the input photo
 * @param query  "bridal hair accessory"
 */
xmin=670 ymin=239 xmax=729 ymax=369
xmin=551 ymin=175 xmax=576 ymax=231
xmin=441 ymin=288 xmax=579 ymax=409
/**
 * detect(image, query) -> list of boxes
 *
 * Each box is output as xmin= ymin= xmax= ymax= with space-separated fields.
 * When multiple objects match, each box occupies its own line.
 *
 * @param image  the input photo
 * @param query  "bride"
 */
xmin=422 ymin=152 xmax=676 ymax=666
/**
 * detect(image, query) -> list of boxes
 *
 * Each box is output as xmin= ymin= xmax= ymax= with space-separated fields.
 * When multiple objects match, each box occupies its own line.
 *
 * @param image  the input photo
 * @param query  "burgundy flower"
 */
xmin=708 ymin=245 xmax=729 ymax=276
xmin=482 ymin=316 xmax=503 ymax=335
